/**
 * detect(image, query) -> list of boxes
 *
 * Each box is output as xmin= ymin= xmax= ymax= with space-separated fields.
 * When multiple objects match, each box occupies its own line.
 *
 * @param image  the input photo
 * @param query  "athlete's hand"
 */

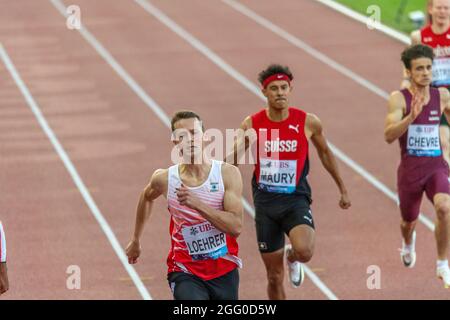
xmin=410 ymin=91 xmax=426 ymax=121
xmin=0 ymin=263 xmax=9 ymax=295
xmin=339 ymin=192 xmax=351 ymax=210
xmin=126 ymin=240 xmax=141 ymax=264
xmin=176 ymin=184 xmax=202 ymax=210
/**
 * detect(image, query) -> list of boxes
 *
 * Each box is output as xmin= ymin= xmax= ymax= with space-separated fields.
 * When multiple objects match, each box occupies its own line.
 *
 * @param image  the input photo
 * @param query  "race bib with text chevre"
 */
xmin=407 ymin=124 xmax=441 ymax=157
xmin=181 ymin=221 xmax=228 ymax=261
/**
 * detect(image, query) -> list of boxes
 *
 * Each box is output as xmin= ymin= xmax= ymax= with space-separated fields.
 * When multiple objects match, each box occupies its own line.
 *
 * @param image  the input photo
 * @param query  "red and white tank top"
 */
xmin=421 ymin=25 xmax=450 ymax=87
xmin=251 ymin=107 xmax=309 ymax=194
xmin=0 ymin=221 xmax=6 ymax=263
xmin=166 ymin=160 xmax=241 ymax=281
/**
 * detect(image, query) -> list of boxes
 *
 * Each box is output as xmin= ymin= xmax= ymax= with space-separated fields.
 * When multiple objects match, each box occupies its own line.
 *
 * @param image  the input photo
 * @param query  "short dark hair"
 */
xmin=258 ymin=64 xmax=294 ymax=84
xmin=401 ymin=44 xmax=434 ymax=70
xmin=170 ymin=110 xmax=203 ymax=132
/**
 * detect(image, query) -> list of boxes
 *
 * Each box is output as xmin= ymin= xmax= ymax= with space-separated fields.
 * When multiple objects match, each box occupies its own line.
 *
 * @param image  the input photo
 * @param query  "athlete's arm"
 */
xmin=401 ymin=31 xmax=421 ymax=89
xmin=0 ymin=222 xmax=8 ymax=295
xmin=224 ymin=116 xmax=254 ymax=167
xmin=126 ymin=169 xmax=167 ymax=264
xmin=307 ymin=114 xmax=351 ymax=210
xmin=439 ymin=87 xmax=450 ymax=123
xmin=384 ymin=90 xmax=424 ymax=143
xmin=176 ymin=163 xmax=243 ymax=238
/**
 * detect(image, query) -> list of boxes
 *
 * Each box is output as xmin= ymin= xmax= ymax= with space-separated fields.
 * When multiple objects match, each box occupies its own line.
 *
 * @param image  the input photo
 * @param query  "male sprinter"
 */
xmin=402 ymin=0 xmax=450 ymax=167
xmin=386 ymin=44 xmax=450 ymax=287
xmin=126 ymin=111 xmax=243 ymax=300
xmin=227 ymin=64 xmax=351 ymax=300
xmin=0 ymin=221 xmax=8 ymax=295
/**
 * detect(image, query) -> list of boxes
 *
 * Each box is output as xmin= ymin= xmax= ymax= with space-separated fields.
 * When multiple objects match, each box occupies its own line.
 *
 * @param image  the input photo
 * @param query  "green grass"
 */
xmin=335 ymin=0 xmax=428 ymax=34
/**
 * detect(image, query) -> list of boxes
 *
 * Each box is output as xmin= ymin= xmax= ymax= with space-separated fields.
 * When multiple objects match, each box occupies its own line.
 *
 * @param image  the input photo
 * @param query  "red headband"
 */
xmin=262 ymin=73 xmax=291 ymax=89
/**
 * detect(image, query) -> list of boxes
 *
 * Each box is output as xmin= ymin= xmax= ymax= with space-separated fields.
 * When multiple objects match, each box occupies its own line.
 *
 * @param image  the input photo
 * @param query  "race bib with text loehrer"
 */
xmin=181 ymin=221 xmax=228 ymax=261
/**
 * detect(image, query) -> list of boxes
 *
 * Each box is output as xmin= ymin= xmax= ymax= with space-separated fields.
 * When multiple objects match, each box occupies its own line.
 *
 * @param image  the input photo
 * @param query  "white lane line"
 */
xmin=50 ymin=0 xmax=171 ymax=128
xmin=222 ymin=0 xmax=389 ymax=100
xmin=49 ymin=0 xmax=338 ymax=300
xmin=312 ymin=0 xmax=410 ymax=45
xmin=0 ymin=44 xmax=152 ymax=300
xmin=135 ymin=0 xmax=435 ymax=233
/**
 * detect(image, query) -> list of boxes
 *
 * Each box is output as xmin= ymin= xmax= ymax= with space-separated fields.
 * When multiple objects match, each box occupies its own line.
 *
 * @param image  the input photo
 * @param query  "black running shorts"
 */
xmin=167 ymin=268 xmax=239 ymax=300
xmin=255 ymin=195 xmax=315 ymax=253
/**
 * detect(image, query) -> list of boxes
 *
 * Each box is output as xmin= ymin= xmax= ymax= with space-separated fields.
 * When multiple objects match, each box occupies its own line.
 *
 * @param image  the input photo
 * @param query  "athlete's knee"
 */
xmin=292 ymin=245 xmax=314 ymax=263
xmin=401 ymin=219 xmax=416 ymax=229
xmin=435 ymin=198 xmax=450 ymax=221
xmin=266 ymin=267 xmax=284 ymax=286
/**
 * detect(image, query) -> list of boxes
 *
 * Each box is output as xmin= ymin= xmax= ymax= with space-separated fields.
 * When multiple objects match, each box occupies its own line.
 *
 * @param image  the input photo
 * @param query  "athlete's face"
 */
xmin=172 ymin=118 xmax=204 ymax=163
xmin=407 ymin=57 xmax=433 ymax=87
xmin=430 ymin=0 xmax=450 ymax=25
xmin=262 ymin=80 xmax=292 ymax=110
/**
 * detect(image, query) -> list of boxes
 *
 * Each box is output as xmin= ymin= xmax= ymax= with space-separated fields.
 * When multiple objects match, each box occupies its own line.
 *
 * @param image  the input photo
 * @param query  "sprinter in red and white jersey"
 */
xmin=227 ymin=64 xmax=351 ymax=300
xmin=126 ymin=111 xmax=243 ymax=300
xmin=0 ymin=221 xmax=8 ymax=295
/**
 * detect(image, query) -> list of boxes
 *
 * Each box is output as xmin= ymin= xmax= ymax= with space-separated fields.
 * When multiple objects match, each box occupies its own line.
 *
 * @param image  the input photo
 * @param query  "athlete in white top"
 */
xmin=126 ymin=111 xmax=244 ymax=300
xmin=0 ymin=221 xmax=9 ymax=295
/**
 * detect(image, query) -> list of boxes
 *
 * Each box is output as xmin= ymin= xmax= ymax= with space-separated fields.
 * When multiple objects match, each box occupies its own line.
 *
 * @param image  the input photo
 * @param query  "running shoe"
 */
xmin=399 ymin=231 xmax=416 ymax=268
xmin=285 ymin=244 xmax=305 ymax=288
xmin=437 ymin=265 xmax=450 ymax=289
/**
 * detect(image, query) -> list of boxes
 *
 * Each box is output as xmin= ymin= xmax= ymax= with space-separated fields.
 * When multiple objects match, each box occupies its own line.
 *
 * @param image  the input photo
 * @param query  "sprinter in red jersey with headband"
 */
xmin=227 ymin=64 xmax=351 ymax=300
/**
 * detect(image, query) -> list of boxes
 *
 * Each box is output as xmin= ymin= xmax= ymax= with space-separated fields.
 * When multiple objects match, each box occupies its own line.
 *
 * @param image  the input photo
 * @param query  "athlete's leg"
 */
xmin=401 ymin=220 xmax=417 ymax=245
xmin=425 ymin=168 xmax=450 ymax=260
xmin=398 ymin=184 xmax=423 ymax=244
xmin=439 ymin=116 xmax=450 ymax=169
xmin=433 ymin=193 xmax=450 ymax=260
xmin=260 ymin=249 xmax=285 ymax=300
xmin=168 ymin=272 xmax=210 ymax=300
xmin=287 ymin=225 xmax=315 ymax=263
xmin=206 ymin=268 xmax=239 ymax=300
xmin=398 ymin=181 xmax=423 ymax=267
xmin=255 ymin=205 xmax=286 ymax=299
xmin=282 ymin=200 xmax=316 ymax=263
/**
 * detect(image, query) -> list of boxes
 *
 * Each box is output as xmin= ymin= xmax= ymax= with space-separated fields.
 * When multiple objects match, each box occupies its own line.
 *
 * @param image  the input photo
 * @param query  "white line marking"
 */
xmin=137 ymin=0 xmax=436 ymax=233
xmin=312 ymin=0 xmax=410 ymax=45
xmin=0 ymin=43 xmax=152 ymax=300
xmin=222 ymin=0 xmax=389 ymax=100
xmin=50 ymin=0 xmax=171 ymax=128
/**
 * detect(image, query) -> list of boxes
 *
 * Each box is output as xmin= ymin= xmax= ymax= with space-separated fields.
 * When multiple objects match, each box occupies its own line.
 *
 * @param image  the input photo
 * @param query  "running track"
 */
xmin=0 ymin=0 xmax=448 ymax=299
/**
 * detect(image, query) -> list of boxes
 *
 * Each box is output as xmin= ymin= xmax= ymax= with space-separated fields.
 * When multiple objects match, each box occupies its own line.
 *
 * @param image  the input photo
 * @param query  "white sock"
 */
xmin=437 ymin=259 xmax=449 ymax=269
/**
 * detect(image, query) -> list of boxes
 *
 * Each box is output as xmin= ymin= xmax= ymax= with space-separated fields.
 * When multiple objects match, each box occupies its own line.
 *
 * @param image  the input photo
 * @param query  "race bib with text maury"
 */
xmin=258 ymin=158 xmax=297 ymax=193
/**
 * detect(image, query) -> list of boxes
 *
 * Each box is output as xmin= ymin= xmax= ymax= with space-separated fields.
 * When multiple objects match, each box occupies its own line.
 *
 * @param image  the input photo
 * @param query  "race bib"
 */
xmin=432 ymin=57 xmax=450 ymax=87
xmin=258 ymin=158 xmax=297 ymax=193
xmin=407 ymin=124 xmax=441 ymax=157
xmin=181 ymin=221 xmax=228 ymax=261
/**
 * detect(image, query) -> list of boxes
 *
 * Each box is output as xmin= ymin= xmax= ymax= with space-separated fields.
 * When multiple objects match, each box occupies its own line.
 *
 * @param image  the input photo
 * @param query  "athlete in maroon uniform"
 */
xmin=227 ymin=64 xmax=351 ymax=300
xmin=386 ymin=44 xmax=450 ymax=287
